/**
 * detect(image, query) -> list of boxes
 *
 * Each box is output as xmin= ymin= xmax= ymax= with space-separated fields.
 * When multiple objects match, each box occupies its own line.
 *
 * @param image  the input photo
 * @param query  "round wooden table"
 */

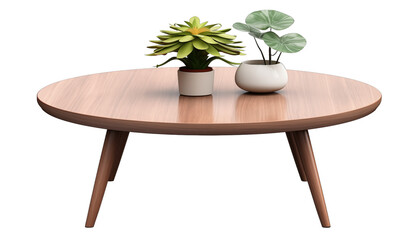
xmin=37 ymin=67 xmax=382 ymax=228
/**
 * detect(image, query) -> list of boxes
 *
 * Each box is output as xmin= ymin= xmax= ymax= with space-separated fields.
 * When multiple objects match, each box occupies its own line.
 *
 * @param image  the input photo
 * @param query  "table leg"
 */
xmin=286 ymin=132 xmax=307 ymax=181
xmin=85 ymin=130 xmax=130 ymax=228
xmin=293 ymin=130 xmax=330 ymax=228
xmin=108 ymin=132 xmax=129 ymax=181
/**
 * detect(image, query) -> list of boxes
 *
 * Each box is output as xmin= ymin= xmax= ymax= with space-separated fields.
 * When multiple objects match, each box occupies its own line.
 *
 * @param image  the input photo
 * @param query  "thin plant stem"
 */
xmin=276 ymin=52 xmax=282 ymax=64
xmin=254 ymin=37 xmax=266 ymax=65
xmin=268 ymin=28 xmax=272 ymax=65
xmin=271 ymin=50 xmax=278 ymax=56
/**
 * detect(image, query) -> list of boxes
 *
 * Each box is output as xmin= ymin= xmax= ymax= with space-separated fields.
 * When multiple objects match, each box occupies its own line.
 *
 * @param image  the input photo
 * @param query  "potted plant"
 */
xmin=147 ymin=16 xmax=244 ymax=96
xmin=233 ymin=10 xmax=307 ymax=93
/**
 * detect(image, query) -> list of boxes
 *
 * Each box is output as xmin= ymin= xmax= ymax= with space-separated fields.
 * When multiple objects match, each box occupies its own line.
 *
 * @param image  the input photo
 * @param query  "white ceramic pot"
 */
xmin=235 ymin=60 xmax=288 ymax=93
xmin=177 ymin=67 xmax=214 ymax=96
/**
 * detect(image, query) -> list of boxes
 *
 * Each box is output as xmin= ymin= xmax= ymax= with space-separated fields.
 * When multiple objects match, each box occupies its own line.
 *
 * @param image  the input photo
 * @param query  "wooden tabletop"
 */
xmin=37 ymin=67 xmax=381 ymax=135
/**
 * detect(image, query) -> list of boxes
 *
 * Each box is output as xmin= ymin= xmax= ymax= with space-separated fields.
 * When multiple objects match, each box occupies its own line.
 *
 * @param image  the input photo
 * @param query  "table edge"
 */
xmin=37 ymin=92 xmax=382 ymax=135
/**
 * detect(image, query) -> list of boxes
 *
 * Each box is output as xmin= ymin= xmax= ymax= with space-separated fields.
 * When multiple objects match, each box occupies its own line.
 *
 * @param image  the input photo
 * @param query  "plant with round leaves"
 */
xmin=233 ymin=10 xmax=306 ymax=65
xmin=147 ymin=16 xmax=245 ymax=70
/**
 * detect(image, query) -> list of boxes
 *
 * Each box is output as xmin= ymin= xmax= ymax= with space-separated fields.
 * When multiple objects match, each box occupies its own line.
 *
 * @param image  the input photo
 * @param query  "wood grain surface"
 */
xmin=85 ymin=130 xmax=129 ymax=227
xmin=37 ymin=67 xmax=381 ymax=135
xmin=286 ymin=132 xmax=307 ymax=182
xmin=293 ymin=130 xmax=330 ymax=227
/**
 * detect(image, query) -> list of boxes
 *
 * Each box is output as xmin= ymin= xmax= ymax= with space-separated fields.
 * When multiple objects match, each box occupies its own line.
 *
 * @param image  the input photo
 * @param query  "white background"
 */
xmin=1 ymin=0 xmax=419 ymax=239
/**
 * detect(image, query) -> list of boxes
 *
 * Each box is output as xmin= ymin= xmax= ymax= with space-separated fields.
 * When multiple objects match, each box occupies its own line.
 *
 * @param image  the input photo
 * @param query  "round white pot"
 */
xmin=177 ymin=67 xmax=214 ymax=96
xmin=235 ymin=60 xmax=288 ymax=93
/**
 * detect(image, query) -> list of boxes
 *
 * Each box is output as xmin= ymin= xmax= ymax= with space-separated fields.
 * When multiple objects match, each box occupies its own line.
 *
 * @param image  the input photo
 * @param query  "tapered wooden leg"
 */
xmin=85 ymin=130 xmax=130 ymax=228
xmin=108 ymin=132 xmax=129 ymax=181
xmin=293 ymin=130 xmax=330 ymax=228
xmin=286 ymin=132 xmax=307 ymax=181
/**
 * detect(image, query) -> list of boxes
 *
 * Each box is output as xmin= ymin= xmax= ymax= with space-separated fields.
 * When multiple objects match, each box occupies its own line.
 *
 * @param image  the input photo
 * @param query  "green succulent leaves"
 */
xmin=263 ymin=32 xmax=306 ymax=53
xmin=245 ymin=10 xmax=294 ymax=31
xmin=192 ymin=38 xmax=208 ymax=50
xmin=177 ymin=42 xmax=193 ymax=58
xmin=179 ymin=35 xmax=194 ymax=42
xmin=147 ymin=16 xmax=244 ymax=69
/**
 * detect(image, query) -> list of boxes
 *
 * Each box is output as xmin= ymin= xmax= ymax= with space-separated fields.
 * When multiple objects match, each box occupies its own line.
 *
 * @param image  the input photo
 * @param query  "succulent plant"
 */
xmin=147 ymin=16 xmax=245 ymax=69
xmin=233 ymin=10 xmax=306 ymax=65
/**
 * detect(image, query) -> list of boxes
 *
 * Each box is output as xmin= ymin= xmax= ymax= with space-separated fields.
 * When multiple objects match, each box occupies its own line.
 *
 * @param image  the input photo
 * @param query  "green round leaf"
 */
xmin=233 ymin=22 xmax=251 ymax=32
xmin=233 ymin=22 xmax=263 ymax=39
xmin=262 ymin=32 xmax=306 ymax=53
xmin=248 ymin=30 xmax=263 ymax=39
xmin=245 ymin=10 xmax=294 ymax=31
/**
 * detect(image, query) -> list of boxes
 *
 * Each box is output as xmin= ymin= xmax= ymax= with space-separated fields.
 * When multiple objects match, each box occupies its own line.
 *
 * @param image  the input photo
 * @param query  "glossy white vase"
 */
xmin=235 ymin=60 xmax=288 ymax=93
xmin=177 ymin=67 xmax=214 ymax=96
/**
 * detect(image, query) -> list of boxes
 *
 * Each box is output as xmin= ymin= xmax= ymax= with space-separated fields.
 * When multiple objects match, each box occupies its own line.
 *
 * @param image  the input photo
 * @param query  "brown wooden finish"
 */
xmin=286 ymin=132 xmax=307 ymax=181
xmin=37 ymin=67 xmax=382 ymax=135
xmin=293 ymin=130 xmax=330 ymax=228
xmin=85 ymin=130 xmax=129 ymax=228
xmin=108 ymin=132 xmax=129 ymax=181
xmin=37 ymin=67 xmax=382 ymax=228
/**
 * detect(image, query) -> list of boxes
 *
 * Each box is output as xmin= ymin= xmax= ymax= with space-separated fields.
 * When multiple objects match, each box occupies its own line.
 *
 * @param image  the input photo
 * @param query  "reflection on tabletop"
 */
xmin=235 ymin=92 xmax=287 ymax=122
